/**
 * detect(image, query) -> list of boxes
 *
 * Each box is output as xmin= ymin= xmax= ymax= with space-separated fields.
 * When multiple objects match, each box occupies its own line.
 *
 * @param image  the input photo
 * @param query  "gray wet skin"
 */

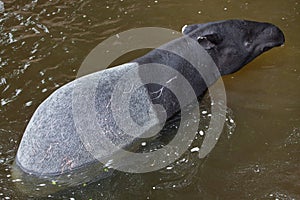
xmin=16 ymin=20 xmax=285 ymax=176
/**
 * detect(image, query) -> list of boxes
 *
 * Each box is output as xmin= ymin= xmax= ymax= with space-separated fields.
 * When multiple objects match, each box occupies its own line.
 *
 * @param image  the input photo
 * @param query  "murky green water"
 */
xmin=0 ymin=0 xmax=299 ymax=199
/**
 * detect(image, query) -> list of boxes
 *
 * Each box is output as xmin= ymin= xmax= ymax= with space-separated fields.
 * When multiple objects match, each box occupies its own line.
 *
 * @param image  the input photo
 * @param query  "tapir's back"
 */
xmin=16 ymin=62 xmax=155 ymax=175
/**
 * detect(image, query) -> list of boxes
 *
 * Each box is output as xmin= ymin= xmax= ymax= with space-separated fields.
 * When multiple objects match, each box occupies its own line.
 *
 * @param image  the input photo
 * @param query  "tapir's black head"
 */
xmin=182 ymin=19 xmax=285 ymax=75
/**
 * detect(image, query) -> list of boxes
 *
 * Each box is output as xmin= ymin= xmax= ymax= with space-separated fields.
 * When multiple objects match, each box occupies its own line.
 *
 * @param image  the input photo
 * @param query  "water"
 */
xmin=0 ymin=0 xmax=299 ymax=199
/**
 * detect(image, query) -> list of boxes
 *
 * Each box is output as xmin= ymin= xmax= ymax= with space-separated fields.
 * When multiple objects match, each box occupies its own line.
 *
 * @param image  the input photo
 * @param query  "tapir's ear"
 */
xmin=181 ymin=24 xmax=199 ymax=35
xmin=197 ymin=33 xmax=223 ymax=50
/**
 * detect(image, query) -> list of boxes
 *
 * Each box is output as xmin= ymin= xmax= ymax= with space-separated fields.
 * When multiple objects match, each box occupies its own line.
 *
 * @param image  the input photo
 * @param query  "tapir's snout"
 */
xmin=181 ymin=20 xmax=285 ymax=75
xmin=257 ymin=24 xmax=285 ymax=53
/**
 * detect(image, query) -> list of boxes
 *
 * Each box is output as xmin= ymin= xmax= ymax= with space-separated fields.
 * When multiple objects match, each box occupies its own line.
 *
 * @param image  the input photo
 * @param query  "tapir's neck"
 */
xmin=132 ymin=36 xmax=221 ymax=118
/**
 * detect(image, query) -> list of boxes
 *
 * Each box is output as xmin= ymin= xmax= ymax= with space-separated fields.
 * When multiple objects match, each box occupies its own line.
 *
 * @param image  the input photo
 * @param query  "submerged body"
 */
xmin=15 ymin=20 xmax=284 ymax=178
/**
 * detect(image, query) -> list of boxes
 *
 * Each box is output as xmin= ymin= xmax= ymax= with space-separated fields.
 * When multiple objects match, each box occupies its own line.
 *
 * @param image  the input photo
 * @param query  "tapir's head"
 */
xmin=182 ymin=19 xmax=285 ymax=75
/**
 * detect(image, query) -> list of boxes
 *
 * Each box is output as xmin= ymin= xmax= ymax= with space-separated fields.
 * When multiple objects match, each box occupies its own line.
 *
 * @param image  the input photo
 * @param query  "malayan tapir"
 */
xmin=15 ymin=20 xmax=285 ymax=180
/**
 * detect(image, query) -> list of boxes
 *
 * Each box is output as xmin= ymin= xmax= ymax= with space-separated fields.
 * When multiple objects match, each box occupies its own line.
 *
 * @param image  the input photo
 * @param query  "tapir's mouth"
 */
xmin=257 ymin=41 xmax=284 ymax=54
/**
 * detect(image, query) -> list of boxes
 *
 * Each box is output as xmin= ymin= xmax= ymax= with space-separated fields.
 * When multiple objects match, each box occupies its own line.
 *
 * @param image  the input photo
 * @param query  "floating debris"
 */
xmin=190 ymin=147 xmax=200 ymax=152
xmin=0 ymin=1 xmax=4 ymax=13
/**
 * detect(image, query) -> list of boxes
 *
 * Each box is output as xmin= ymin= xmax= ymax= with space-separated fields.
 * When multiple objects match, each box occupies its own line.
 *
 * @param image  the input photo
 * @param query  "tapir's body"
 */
xmin=15 ymin=20 xmax=284 ymax=178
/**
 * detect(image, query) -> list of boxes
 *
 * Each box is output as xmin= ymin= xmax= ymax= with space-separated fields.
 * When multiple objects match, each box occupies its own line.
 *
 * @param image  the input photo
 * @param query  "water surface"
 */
xmin=0 ymin=0 xmax=299 ymax=199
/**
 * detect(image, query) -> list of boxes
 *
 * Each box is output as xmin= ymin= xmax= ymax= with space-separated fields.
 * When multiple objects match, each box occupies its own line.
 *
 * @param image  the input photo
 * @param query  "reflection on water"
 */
xmin=0 ymin=0 xmax=299 ymax=199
